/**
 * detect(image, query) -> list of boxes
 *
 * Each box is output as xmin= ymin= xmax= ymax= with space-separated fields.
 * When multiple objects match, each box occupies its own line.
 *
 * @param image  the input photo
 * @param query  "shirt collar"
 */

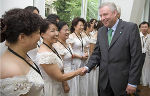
xmin=140 ymin=32 xmax=148 ymax=38
xmin=140 ymin=32 xmax=144 ymax=37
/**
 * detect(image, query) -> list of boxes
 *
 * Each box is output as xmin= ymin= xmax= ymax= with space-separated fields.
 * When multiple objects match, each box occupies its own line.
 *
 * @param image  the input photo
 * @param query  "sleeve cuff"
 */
xmin=84 ymin=66 xmax=89 ymax=72
xmin=128 ymin=83 xmax=137 ymax=88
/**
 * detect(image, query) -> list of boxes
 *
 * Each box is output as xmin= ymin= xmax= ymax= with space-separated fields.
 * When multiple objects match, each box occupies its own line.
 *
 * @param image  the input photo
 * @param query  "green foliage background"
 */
xmin=87 ymin=0 xmax=98 ymax=21
xmin=51 ymin=0 xmax=98 ymax=24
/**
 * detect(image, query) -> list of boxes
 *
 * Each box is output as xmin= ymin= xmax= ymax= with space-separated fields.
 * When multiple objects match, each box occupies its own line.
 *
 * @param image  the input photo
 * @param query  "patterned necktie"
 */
xmin=108 ymin=28 xmax=113 ymax=45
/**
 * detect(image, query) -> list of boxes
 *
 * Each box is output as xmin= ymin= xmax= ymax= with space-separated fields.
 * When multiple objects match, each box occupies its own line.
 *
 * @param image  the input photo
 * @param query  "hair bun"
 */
xmin=0 ymin=24 xmax=7 ymax=42
xmin=0 ymin=31 xmax=6 ymax=42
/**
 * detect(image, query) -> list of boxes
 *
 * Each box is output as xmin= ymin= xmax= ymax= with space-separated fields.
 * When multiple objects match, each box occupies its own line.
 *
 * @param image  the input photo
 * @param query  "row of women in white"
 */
xmin=0 ymin=7 xmax=102 ymax=96
xmin=29 ymin=17 xmax=99 ymax=96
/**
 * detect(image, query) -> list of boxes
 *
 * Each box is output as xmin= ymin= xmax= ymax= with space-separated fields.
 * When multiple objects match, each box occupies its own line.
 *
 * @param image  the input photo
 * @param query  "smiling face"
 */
xmin=88 ymin=26 xmax=94 ymax=32
xmin=99 ymin=6 xmax=117 ymax=28
xmin=91 ymin=20 xmax=96 ymax=28
xmin=59 ymin=25 xmax=70 ymax=40
xmin=42 ymin=24 xmax=58 ymax=44
xmin=74 ymin=21 xmax=84 ymax=33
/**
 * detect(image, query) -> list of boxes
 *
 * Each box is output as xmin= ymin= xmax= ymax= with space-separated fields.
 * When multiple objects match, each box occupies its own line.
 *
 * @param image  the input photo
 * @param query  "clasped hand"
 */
xmin=77 ymin=67 xmax=88 ymax=76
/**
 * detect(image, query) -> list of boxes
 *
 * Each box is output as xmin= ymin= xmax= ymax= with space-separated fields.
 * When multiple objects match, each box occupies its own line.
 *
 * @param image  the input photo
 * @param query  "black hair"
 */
xmin=1 ymin=8 xmax=22 ymax=42
xmin=24 ymin=6 xmax=39 ymax=13
xmin=2 ymin=8 xmax=22 ymax=25
xmin=85 ymin=22 xmax=92 ymax=30
xmin=70 ymin=17 xmax=86 ymax=33
xmin=57 ymin=21 xmax=68 ymax=31
xmin=1 ymin=8 xmax=43 ymax=43
xmin=90 ymin=19 xmax=97 ymax=23
xmin=90 ymin=18 xmax=98 ymax=29
xmin=139 ymin=21 xmax=150 ymax=28
xmin=96 ymin=21 xmax=103 ymax=30
xmin=1 ymin=18 xmax=5 ymax=42
xmin=40 ymin=19 xmax=58 ymax=34
xmin=46 ymin=14 xmax=60 ymax=23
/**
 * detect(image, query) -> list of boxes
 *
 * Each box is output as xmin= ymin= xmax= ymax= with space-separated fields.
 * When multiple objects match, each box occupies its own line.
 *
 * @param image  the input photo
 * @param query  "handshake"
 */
xmin=76 ymin=67 xmax=88 ymax=76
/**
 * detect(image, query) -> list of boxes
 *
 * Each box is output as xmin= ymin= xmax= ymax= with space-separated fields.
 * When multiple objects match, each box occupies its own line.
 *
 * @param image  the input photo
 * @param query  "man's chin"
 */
xmin=104 ymin=24 xmax=109 ymax=27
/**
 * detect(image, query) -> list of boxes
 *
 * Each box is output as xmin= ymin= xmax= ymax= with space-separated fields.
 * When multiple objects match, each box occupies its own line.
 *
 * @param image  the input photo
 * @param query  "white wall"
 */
xmin=0 ymin=0 xmax=2 ymax=17
xmin=130 ymin=0 xmax=145 ymax=25
xmin=34 ymin=0 xmax=45 ymax=18
xmin=141 ymin=0 xmax=149 ymax=22
xmin=0 ymin=0 xmax=33 ymax=17
xmin=0 ymin=0 xmax=45 ymax=17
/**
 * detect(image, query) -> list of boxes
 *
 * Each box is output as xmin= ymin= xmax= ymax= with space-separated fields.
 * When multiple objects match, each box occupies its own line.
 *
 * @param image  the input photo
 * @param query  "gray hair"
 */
xmin=117 ymin=5 xmax=121 ymax=15
xmin=99 ymin=2 xmax=117 ymax=12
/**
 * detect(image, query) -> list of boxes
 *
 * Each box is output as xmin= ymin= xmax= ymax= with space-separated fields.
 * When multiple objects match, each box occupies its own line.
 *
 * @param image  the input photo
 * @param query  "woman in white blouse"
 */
xmin=36 ymin=20 xmax=83 ymax=96
xmin=0 ymin=9 xmax=44 ymax=96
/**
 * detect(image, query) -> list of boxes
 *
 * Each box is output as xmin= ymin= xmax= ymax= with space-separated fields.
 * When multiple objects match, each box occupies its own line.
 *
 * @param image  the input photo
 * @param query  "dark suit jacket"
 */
xmin=86 ymin=19 xmax=143 ymax=95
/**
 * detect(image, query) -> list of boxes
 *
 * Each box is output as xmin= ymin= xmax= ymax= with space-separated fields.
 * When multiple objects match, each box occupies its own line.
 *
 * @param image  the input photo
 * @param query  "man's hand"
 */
xmin=126 ymin=85 xmax=136 ymax=95
xmin=79 ymin=67 xmax=88 ymax=76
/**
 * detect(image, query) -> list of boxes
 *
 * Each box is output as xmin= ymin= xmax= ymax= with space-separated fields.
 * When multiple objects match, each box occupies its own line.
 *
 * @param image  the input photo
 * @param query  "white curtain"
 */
xmin=81 ymin=0 xmax=88 ymax=20
xmin=98 ymin=0 xmax=102 ymax=20
xmin=148 ymin=0 xmax=150 ymax=22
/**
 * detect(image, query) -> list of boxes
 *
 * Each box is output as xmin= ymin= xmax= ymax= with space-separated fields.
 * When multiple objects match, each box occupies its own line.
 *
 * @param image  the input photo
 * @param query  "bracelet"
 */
xmin=72 ymin=55 xmax=74 ymax=58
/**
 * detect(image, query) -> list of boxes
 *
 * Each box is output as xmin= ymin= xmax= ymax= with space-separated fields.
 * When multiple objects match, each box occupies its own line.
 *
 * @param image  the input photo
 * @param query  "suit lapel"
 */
xmin=102 ymin=27 xmax=109 ymax=49
xmin=109 ymin=20 xmax=124 ymax=49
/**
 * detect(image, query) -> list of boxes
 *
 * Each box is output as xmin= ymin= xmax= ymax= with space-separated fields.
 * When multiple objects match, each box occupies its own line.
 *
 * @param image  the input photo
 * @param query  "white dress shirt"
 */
xmin=140 ymin=32 xmax=150 ymax=53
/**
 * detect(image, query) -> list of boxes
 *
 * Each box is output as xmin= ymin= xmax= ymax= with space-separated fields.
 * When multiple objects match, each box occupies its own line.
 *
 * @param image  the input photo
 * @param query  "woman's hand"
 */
xmin=76 ymin=67 xmax=85 ymax=76
xmin=62 ymin=81 xmax=70 ymax=93
xmin=81 ymin=52 xmax=88 ymax=60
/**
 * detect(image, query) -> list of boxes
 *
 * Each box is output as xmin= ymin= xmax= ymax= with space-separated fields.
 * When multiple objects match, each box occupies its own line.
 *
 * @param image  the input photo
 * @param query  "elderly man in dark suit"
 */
xmin=81 ymin=2 xmax=143 ymax=96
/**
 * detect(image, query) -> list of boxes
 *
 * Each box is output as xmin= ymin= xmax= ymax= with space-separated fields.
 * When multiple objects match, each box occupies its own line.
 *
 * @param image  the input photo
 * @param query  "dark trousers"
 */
xmin=98 ymin=81 xmax=134 ymax=96
xmin=141 ymin=53 xmax=146 ymax=65
xmin=98 ymin=80 xmax=114 ymax=96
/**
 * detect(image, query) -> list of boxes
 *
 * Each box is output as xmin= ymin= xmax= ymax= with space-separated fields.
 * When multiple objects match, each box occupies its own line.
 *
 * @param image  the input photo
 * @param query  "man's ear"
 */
xmin=114 ymin=10 xmax=118 ymax=17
